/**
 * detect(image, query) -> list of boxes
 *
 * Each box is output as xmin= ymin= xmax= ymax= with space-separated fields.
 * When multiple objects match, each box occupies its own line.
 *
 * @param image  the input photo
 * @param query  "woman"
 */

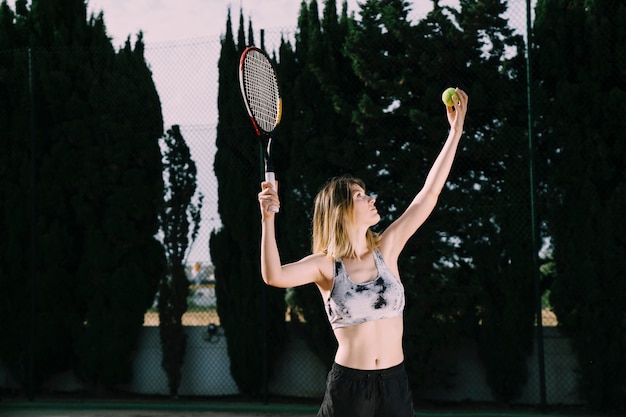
xmin=258 ymin=88 xmax=468 ymax=417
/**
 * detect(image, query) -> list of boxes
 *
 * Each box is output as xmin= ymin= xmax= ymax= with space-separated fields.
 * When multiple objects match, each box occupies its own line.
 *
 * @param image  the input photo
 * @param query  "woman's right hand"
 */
xmin=258 ymin=181 xmax=280 ymax=219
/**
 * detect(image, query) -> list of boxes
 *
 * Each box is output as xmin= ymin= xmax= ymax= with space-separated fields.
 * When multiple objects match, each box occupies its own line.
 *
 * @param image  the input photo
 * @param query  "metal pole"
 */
xmin=525 ymin=1 xmax=547 ymax=411
xmin=28 ymin=47 xmax=36 ymax=402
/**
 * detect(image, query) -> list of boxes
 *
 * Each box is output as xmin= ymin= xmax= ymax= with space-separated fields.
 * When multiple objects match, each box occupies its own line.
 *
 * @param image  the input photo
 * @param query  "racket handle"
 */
xmin=265 ymin=171 xmax=279 ymax=213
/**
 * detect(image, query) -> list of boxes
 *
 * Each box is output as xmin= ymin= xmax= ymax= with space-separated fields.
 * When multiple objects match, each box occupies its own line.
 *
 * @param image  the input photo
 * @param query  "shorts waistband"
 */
xmin=331 ymin=361 xmax=406 ymax=380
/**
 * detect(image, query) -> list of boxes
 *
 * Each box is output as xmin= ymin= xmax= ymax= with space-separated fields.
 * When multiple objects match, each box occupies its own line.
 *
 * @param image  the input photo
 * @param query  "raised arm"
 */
xmin=381 ymin=88 xmax=469 ymax=258
xmin=258 ymin=182 xmax=327 ymax=288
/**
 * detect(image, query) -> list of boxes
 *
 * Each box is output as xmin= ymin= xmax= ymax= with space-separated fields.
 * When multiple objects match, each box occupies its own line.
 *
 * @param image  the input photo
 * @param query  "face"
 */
xmin=350 ymin=184 xmax=379 ymax=227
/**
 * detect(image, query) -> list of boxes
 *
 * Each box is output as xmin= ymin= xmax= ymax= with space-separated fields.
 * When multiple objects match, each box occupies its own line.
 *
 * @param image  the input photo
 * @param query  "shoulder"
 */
xmin=375 ymin=240 xmax=401 ymax=280
xmin=305 ymin=252 xmax=335 ymax=291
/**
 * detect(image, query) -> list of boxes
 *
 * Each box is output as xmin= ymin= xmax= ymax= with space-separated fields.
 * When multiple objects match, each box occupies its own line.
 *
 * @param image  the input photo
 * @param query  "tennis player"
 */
xmin=258 ymin=88 xmax=468 ymax=417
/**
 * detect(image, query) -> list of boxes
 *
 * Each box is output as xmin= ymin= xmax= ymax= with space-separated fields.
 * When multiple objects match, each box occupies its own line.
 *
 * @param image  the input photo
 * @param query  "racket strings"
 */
xmin=242 ymin=51 xmax=280 ymax=132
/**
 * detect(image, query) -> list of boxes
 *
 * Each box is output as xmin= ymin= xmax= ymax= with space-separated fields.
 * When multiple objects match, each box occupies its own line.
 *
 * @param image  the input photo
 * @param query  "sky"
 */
xmin=85 ymin=0 xmax=532 ymax=48
xmin=80 ymin=0 xmax=448 ymax=264
xmin=87 ymin=0 xmax=435 ymax=46
xmin=8 ymin=0 xmax=532 ymax=264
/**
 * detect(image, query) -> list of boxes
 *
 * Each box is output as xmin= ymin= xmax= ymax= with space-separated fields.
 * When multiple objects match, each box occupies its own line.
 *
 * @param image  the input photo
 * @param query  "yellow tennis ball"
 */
xmin=441 ymin=87 xmax=458 ymax=107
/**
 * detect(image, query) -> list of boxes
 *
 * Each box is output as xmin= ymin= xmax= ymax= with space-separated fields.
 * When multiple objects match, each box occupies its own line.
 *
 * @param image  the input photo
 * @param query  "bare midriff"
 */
xmin=333 ymin=316 xmax=404 ymax=370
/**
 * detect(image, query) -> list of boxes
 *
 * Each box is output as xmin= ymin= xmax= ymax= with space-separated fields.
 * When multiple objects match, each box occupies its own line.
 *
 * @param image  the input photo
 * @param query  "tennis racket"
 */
xmin=238 ymin=46 xmax=282 ymax=213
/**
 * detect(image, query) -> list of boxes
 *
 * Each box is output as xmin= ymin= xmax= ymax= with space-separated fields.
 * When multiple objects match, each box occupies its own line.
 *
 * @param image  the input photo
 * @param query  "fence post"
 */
xmin=525 ymin=1 xmax=547 ymax=411
xmin=28 ymin=47 xmax=36 ymax=402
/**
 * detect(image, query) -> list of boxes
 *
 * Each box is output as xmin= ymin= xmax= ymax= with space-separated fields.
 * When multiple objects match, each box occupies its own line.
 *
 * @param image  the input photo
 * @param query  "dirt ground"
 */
xmin=143 ymin=311 xmax=221 ymax=327
xmin=142 ymin=309 xmax=558 ymax=327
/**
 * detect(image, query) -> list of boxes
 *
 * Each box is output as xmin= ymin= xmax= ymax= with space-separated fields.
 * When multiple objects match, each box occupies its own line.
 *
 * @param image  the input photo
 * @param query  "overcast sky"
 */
xmin=86 ymin=0 xmax=438 ymax=47
xmin=77 ymin=1 xmax=449 ymax=264
xmin=9 ymin=0 xmax=530 ymax=264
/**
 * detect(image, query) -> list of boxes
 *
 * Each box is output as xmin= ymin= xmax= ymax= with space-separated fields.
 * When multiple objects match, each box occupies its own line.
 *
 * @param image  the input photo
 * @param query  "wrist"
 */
xmin=261 ymin=214 xmax=276 ymax=224
xmin=449 ymin=127 xmax=463 ymax=137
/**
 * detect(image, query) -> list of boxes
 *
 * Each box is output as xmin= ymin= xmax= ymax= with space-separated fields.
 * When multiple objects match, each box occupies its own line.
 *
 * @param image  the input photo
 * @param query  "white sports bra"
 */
xmin=326 ymin=249 xmax=405 ymax=329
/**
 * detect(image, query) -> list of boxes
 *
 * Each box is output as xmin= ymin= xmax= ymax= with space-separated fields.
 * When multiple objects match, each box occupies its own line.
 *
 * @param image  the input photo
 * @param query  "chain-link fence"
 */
xmin=3 ymin=0 xmax=626 ymax=413
xmin=133 ymin=1 xmax=571 ymax=403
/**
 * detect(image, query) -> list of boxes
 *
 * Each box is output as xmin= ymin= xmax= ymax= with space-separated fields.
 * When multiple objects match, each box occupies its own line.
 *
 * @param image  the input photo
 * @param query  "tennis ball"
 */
xmin=441 ymin=87 xmax=458 ymax=107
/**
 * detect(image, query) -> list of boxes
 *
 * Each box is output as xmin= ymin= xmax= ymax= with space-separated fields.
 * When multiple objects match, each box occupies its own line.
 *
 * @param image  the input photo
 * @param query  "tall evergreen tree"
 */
xmin=279 ymin=0 xmax=362 ymax=367
xmin=157 ymin=125 xmax=203 ymax=397
xmin=211 ymin=8 xmax=286 ymax=396
xmin=0 ymin=0 xmax=165 ymax=392
xmin=343 ymin=0 xmax=533 ymax=401
xmin=450 ymin=0 xmax=535 ymax=403
xmin=534 ymin=0 xmax=626 ymax=410
xmin=343 ymin=0 xmax=463 ymax=398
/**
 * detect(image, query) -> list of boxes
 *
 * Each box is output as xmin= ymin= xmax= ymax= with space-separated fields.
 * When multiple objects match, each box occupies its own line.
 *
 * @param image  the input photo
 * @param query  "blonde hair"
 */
xmin=312 ymin=175 xmax=380 ymax=259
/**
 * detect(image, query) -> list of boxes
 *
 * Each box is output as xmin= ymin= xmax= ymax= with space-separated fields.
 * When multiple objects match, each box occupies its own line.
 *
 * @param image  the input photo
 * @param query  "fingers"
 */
xmin=445 ymin=88 xmax=467 ymax=109
xmin=258 ymin=180 xmax=280 ymax=216
xmin=262 ymin=179 xmax=278 ymax=192
xmin=445 ymin=88 xmax=468 ymax=129
xmin=454 ymin=88 xmax=468 ymax=106
xmin=454 ymin=88 xmax=468 ymax=116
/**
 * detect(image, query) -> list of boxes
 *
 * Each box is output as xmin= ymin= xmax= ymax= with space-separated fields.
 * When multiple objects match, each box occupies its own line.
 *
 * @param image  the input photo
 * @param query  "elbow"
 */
xmin=261 ymin=272 xmax=288 ymax=288
xmin=261 ymin=272 xmax=276 ymax=287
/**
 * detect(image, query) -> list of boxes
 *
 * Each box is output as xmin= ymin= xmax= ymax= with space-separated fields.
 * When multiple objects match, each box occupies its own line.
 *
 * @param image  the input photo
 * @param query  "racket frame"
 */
xmin=238 ymin=46 xmax=282 ymax=212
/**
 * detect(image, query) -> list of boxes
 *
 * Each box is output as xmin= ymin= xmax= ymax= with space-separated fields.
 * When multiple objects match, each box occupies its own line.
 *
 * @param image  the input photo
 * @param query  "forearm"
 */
xmin=421 ymin=127 xmax=463 ymax=197
xmin=260 ymin=218 xmax=282 ymax=285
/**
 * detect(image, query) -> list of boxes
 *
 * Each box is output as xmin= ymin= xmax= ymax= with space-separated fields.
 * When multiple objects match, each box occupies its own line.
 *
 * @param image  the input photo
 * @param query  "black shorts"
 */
xmin=317 ymin=362 xmax=414 ymax=417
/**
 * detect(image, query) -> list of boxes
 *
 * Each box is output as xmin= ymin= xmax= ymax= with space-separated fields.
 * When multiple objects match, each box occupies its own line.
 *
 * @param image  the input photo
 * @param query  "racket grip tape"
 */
xmin=265 ymin=172 xmax=279 ymax=213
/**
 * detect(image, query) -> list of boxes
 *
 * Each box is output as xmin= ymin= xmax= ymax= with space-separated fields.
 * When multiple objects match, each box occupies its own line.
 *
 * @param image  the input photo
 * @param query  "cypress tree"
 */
xmin=534 ymin=0 xmax=626 ymax=410
xmin=0 ymin=0 xmax=165 ymax=391
xmin=157 ymin=125 xmax=203 ymax=397
xmin=211 ymin=8 xmax=286 ymax=396
xmin=279 ymin=0 xmax=363 ymax=368
xmin=70 ymin=30 xmax=165 ymax=389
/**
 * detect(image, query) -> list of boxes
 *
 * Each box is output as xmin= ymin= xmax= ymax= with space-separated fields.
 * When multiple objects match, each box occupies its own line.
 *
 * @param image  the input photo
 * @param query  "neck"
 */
xmin=349 ymin=233 xmax=370 ymax=260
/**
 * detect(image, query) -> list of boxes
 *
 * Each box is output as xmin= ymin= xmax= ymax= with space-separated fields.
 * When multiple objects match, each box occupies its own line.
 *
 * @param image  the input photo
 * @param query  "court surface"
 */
xmin=1 ymin=402 xmax=315 ymax=417
xmin=3 ymin=411 xmax=307 ymax=417
xmin=0 ymin=401 xmax=604 ymax=417
xmin=3 ymin=411 xmax=310 ymax=417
